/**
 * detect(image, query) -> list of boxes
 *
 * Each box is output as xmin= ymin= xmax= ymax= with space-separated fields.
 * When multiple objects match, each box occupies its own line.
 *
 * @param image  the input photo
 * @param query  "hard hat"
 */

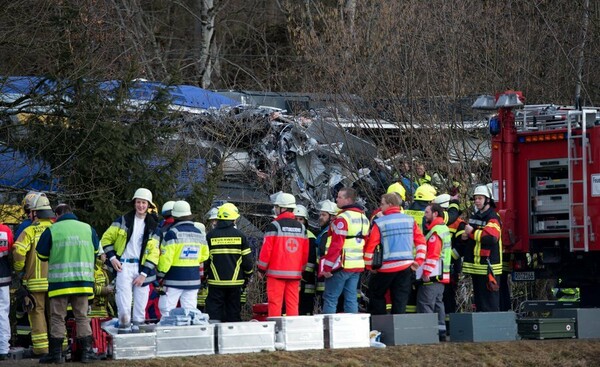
xmin=31 ymin=194 xmax=52 ymax=211
xmin=22 ymin=191 xmax=44 ymax=211
xmin=317 ymin=200 xmax=338 ymax=215
xmin=270 ymin=192 xmax=296 ymax=209
xmin=161 ymin=200 xmax=175 ymax=216
xmin=473 ymin=184 xmax=492 ymax=199
xmin=433 ymin=194 xmax=451 ymax=209
xmin=293 ymin=204 xmax=308 ymax=219
xmin=171 ymin=200 xmax=192 ymax=218
xmin=414 ymin=184 xmax=437 ymax=202
xmin=206 ymin=207 xmax=219 ymax=220
xmin=386 ymin=182 xmax=406 ymax=201
xmin=486 ymin=183 xmax=496 ymax=201
xmin=217 ymin=203 xmax=240 ymax=220
xmin=131 ymin=188 xmax=154 ymax=208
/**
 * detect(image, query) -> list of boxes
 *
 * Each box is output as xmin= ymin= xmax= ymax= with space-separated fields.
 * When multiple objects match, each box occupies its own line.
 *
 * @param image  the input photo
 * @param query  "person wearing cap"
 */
xmin=204 ymin=203 xmax=253 ymax=322
xmin=12 ymin=193 xmax=54 ymax=357
xmin=321 ymin=187 xmax=369 ymax=314
xmin=461 ymin=184 xmax=502 ymax=312
xmin=100 ymin=188 xmax=159 ymax=330
xmin=364 ymin=193 xmax=425 ymax=315
xmin=157 ymin=201 xmax=209 ymax=317
xmin=293 ymin=205 xmax=318 ymax=315
xmin=0 ymin=219 xmax=14 ymax=360
xmin=36 ymin=204 xmax=100 ymax=363
xmin=257 ymin=192 xmax=309 ymax=317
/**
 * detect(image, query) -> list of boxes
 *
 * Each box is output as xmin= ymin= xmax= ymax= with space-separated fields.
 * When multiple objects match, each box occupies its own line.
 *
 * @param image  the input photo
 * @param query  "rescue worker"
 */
xmin=15 ymin=191 xmax=44 ymax=239
xmin=404 ymin=183 xmax=437 ymax=228
xmin=206 ymin=207 xmax=219 ymax=231
xmin=415 ymin=203 xmax=451 ymax=340
xmin=432 ymin=194 xmax=467 ymax=320
xmin=36 ymin=204 xmax=99 ymax=364
xmin=257 ymin=192 xmax=309 ymax=317
xmin=321 ymin=187 xmax=369 ymax=314
xmin=315 ymin=200 xmax=337 ymax=306
xmin=89 ymin=256 xmax=115 ymax=318
xmin=462 ymin=184 xmax=502 ymax=312
xmin=415 ymin=163 xmax=432 ymax=187
xmin=12 ymin=193 xmax=54 ymax=356
xmin=159 ymin=200 xmax=176 ymax=235
xmin=294 ymin=205 xmax=317 ymax=315
xmin=364 ymin=193 xmax=425 ymax=314
xmin=101 ymin=188 xmax=159 ymax=331
xmin=204 ymin=203 xmax=253 ymax=322
xmin=0 ymin=220 xmax=14 ymax=360
xmin=157 ymin=201 xmax=209 ymax=317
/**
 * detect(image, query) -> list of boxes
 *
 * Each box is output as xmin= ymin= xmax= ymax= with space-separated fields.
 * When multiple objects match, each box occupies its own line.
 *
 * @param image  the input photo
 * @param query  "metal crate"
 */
xmin=371 ymin=313 xmax=439 ymax=346
xmin=105 ymin=330 xmax=156 ymax=360
xmin=552 ymin=308 xmax=600 ymax=339
xmin=450 ymin=312 xmax=517 ymax=342
xmin=324 ymin=313 xmax=370 ymax=349
xmin=155 ymin=324 xmax=215 ymax=357
xmin=518 ymin=318 xmax=576 ymax=340
xmin=216 ymin=321 xmax=275 ymax=354
xmin=267 ymin=315 xmax=324 ymax=351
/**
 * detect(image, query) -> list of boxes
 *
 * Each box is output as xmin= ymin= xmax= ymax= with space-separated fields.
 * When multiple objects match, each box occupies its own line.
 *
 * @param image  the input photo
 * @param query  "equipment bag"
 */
xmin=372 ymin=244 xmax=383 ymax=270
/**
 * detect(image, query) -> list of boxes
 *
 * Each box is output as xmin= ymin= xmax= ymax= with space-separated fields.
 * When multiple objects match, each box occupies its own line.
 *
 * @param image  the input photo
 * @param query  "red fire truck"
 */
xmin=473 ymin=91 xmax=600 ymax=307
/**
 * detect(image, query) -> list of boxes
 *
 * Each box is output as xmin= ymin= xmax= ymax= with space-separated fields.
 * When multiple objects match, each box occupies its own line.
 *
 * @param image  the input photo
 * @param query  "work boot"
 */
xmin=79 ymin=336 xmax=98 ymax=364
xmin=39 ymin=337 xmax=64 ymax=364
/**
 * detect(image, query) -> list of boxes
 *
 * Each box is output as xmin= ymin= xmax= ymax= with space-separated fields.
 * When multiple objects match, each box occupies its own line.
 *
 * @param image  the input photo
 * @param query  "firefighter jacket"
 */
xmin=158 ymin=220 xmax=209 ymax=289
xmin=405 ymin=201 xmax=428 ymax=229
xmin=463 ymin=207 xmax=502 ymax=276
xmin=89 ymin=258 xmax=113 ymax=318
xmin=0 ymin=223 xmax=14 ymax=287
xmin=315 ymin=224 xmax=330 ymax=293
xmin=257 ymin=211 xmax=308 ymax=280
xmin=447 ymin=216 xmax=467 ymax=261
xmin=101 ymin=210 xmax=159 ymax=285
xmin=36 ymin=213 xmax=99 ymax=298
xmin=364 ymin=206 xmax=425 ymax=273
xmin=12 ymin=218 xmax=53 ymax=292
xmin=205 ymin=220 xmax=253 ymax=287
xmin=322 ymin=205 xmax=369 ymax=273
xmin=417 ymin=216 xmax=451 ymax=283
xmin=300 ymin=230 xmax=317 ymax=295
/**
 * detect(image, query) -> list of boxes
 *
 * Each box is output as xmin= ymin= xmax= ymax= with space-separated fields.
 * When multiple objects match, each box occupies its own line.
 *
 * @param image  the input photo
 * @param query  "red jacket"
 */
xmin=257 ymin=211 xmax=309 ymax=279
xmin=0 ymin=223 xmax=15 ymax=287
xmin=364 ymin=206 xmax=425 ymax=272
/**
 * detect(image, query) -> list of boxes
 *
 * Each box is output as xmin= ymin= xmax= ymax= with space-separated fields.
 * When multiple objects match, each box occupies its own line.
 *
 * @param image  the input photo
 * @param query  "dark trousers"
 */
xmin=298 ymin=292 xmax=315 ymax=315
xmin=368 ymin=268 xmax=412 ymax=315
xmin=499 ymin=273 xmax=512 ymax=311
xmin=472 ymin=274 xmax=500 ymax=312
xmin=205 ymin=286 xmax=242 ymax=322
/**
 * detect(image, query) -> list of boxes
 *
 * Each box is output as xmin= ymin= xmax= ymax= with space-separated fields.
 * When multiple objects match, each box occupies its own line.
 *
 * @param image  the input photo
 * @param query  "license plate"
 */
xmin=512 ymin=271 xmax=535 ymax=281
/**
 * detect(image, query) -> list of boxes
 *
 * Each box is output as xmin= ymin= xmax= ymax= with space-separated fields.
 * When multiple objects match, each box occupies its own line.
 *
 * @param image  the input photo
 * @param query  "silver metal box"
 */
xmin=371 ymin=313 xmax=439 ymax=345
xmin=105 ymin=329 xmax=156 ymax=360
xmin=216 ymin=321 xmax=276 ymax=354
xmin=534 ymin=194 xmax=568 ymax=213
xmin=450 ymin=312 xmax=517 ymax=342
xmin=155 ymin=324 xmax=215 ymax=357
xmin=552 ymin=308 xmax=600 ymax=339
xmin=267 ymin=315 xmax=325 ymax=351
xmin=324 ymin=313 xmax=370 ymax=349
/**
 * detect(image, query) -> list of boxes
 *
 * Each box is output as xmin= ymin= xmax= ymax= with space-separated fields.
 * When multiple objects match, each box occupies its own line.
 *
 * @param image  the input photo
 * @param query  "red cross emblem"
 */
xmin=286 ymin=238 xmax=299 ymax=253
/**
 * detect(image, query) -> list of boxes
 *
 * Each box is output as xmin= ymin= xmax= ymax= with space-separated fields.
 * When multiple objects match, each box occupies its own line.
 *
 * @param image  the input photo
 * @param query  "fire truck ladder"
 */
xmin=567 ymin=109 xmax=595 ymax=252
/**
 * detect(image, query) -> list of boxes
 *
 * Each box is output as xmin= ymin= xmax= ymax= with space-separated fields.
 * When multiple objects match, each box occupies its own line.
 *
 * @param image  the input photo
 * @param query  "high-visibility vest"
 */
xmin=424 ymin=224 xmax=452 ymax=283
xmin=336 ymin=210 xmax=369 ymax=270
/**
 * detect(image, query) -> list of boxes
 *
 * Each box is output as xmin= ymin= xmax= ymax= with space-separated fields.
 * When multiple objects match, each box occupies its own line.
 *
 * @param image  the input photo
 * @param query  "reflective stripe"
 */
xmin=163 ymin=279 xmax=201 ymax=286
xmin=48 ymin=271 xmax=94 ymax=279
xmin=266 ymin=269 xmax=302 ymax=277
xmin=49 ymin=262 xmax=94 ymax=270
xmin=0 ymin=250 xmax=7 ymax=257
xmin=0 ymin=276 xmax=10 ymax=284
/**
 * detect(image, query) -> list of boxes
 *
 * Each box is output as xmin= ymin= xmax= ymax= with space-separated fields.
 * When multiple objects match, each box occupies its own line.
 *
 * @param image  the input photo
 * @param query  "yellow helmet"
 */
xmin=386 ymin=182 xmax=406 ymax=201
xmin=217 ymin=203 xmax=240 ymax=220
xmin=414 ymin=183 xmax=437 ymax=202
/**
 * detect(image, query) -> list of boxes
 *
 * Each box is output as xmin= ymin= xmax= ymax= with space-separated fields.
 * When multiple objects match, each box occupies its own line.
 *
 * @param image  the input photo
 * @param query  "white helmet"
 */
xmin=293 ymin=204 xmax=308 ymax=219
xmin=317 ymin=200 xmax=338 ymax=215
xmin=132 ymin=188 xmax=155 ymax=208
xmin=206 ymin=207 xmax=219 ymax=220
xmin=473 ymin=185 xmax=492 ymax=200
xmin=161 ymin=200 xmax=175 ymax=216
xmin=171 ymin=200 xmax=192 ymax=218
xmin=31 ymin=193 xmax=52 ymax=211
xmin=270 ymin=192 xmax=296 ymax=209
xmin=432 ymin=194 xmax=451 ymax=209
